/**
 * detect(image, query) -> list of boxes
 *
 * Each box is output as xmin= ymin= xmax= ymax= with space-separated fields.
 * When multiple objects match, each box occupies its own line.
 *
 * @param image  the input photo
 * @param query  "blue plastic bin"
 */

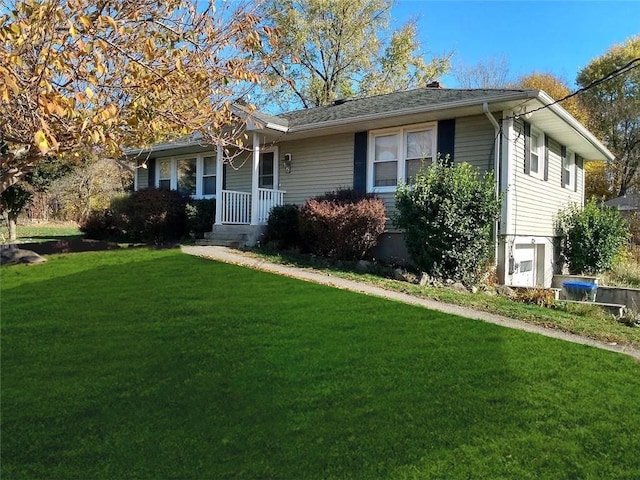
xmin=563 ymin=280 xmax=597 ymax=302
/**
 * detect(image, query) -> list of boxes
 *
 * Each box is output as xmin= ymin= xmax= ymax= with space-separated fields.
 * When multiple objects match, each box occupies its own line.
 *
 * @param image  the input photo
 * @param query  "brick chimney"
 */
xmin=426 ymin=81 xmax=444 ymax=88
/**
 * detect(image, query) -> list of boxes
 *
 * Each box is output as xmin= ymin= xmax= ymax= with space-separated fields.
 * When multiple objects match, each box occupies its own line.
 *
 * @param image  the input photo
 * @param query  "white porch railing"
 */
xmin=219 ymin=189 xmax=285 ymax=225
xmin=220 ymin=190 xmax=252 ymax=224
xmin=257 ymin=188 xmax=286 ymax=224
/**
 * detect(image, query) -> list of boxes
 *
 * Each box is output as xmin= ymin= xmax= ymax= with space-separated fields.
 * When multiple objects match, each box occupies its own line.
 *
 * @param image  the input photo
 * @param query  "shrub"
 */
xmin=186 ymin=199 xmax=216 ymax=239
xmin=79 ymin=209 xmax=119 ymax=240
xmin=298 ymin=188 xmax=386 ymax=260
xmin=394 ymin=159 xmax=502 ymax=286
xmin=266 ymin=204 xmax=300 ymax=249
xmin=556 ymin=199 xmax=628 ymax=274
xmin=119 ymin=189 xmax=188 ymax=243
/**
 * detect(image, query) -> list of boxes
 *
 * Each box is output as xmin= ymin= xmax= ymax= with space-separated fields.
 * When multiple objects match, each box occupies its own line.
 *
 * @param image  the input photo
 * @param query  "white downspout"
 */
xmin=483 ymin=102 xmax=502 ymax=269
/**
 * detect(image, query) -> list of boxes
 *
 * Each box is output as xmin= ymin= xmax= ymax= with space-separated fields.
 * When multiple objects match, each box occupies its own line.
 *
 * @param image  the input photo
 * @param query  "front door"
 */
xmin=259 ymin=151 xmax=276 ymax=189
xmin=511 ymin=244 xmax=535 ymax=287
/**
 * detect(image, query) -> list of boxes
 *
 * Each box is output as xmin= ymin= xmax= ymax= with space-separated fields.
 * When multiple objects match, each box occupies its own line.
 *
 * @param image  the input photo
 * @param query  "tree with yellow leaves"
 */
xmin=512 ymin=72 xmax=589 ymax=126
xmin=0 ymin=0 xmax=275 ymax=193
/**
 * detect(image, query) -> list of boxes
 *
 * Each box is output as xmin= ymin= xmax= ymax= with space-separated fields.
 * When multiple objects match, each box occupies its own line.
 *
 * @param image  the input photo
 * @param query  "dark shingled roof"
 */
xmin=277 ymin=87 xmax=535 ymax=128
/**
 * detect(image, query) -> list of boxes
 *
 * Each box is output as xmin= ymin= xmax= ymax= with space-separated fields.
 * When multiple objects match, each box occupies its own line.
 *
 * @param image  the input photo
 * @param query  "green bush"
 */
xmin=556 ymin=199 xmax=628 ymax=274
xmin=79 ymin=209 xmax=119 ymax=240
xmin=81 ymin=189 xmax=189 ymax=243
xmin=266 ymin=204 xmax=300 ymax=249
xmin=394 ymin=159 xmax=501 ymax=286
xmin=299 ymin=188 xmax=386 ymax=260
xmin=186 ymin=199 xmax=215 ymax=239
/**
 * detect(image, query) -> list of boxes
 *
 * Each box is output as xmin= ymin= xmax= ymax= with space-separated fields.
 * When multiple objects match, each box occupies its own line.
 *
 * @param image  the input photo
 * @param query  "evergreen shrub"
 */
xmin=394 ymin=159 xmax=501 ymax=286
xmin=556 ymin=199 xmax=628 ymax=274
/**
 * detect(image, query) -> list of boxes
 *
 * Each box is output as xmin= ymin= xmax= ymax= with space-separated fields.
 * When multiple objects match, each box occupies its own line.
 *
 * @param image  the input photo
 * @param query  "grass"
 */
xmin=1 ymin=220 xmax=81 ymax=244
xmin=2 ymin=248 xmax=640 ymax=479
xmin=601 ymin=246 xmax=640 ymax=288
xmin=252 ymin=250 xmax=640 ymax=348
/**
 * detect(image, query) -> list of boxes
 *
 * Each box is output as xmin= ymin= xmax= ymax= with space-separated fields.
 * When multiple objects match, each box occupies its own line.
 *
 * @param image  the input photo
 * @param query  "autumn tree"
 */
xmin=258 ymin=0 xmax=450 ymax=110
xmin=584 ymin=161 xmax=617 ymax=201
xmin=577 ymin=35 xmax=640 ymax=197
xmin=0 ymin=0 xmax=275 ymax=194
xmin=512 ymin=72 xmax=589 ymax=125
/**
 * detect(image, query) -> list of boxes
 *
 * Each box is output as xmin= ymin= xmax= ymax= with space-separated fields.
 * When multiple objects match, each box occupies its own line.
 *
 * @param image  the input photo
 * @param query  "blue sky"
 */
xmin=391 ymin=1 xmax=640 ymax=88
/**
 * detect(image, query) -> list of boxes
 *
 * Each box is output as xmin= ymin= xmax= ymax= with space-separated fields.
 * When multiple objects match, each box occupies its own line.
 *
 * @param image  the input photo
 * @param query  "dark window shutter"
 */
xmin=147 ymin=158 xmax=156 ymax=189
xmin=223 ymin=162 xmax=227 ymax=191
xmin=437 ymin=119 xmax=456 ymax=164
xmin=561 ymin=146 xmax=567 ymax=187
xmin=523 ymin=122 xmax=531 ymax=174
xmin=353 ymin=131 xmax=368 ymax=193
xmin=575 ymin=155 xmax=583 ymax=193
xmin=543 ymin=135 xmax=549 ymax=181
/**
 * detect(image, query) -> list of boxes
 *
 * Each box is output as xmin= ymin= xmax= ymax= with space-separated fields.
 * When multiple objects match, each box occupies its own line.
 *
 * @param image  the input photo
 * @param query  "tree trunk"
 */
xmin=8 ymin=212 xmax=18 ymax=242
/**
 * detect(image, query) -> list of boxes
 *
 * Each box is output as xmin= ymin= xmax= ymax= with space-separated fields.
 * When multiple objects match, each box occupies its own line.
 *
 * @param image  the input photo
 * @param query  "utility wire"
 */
xmin=513 ymin=57 xmax=640 ymax=119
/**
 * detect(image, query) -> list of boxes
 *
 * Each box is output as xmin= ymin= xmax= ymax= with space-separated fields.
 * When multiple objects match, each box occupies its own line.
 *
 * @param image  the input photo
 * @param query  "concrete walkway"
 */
xmin=182 ymin=245 xmax=640 ymax=361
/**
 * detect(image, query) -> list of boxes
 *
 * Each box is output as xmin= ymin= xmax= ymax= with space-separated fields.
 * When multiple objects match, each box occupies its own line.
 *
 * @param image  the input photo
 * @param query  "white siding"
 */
xmin=277 ymin=133 xmax=354 ymax=204
xmin=454 ymin=114 xmax=497 ymax=174
xmin=510 ymin=119 xmax=584 ymax=237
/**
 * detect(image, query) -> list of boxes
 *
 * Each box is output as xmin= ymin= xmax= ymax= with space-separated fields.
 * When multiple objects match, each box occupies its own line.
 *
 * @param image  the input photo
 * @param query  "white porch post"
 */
xmin=214 ymin=144 xmax=223 ymax=226
xmin=250 ymin=132 xmax=260 ymax=225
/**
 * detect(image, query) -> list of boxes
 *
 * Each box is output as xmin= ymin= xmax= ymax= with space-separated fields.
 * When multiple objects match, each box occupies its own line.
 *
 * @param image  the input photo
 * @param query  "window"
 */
xmin=259 ymin=152 xmax=274 ymax=189
xmin=528 ymin=127 xmax=545 ymax=178
xmin=405 ymin=129 xmax=433 ymax=183
xmin=369 ymin=123 xmax=437 ymax=191
xmin=563 ymin=150 xmax=576 ymax=190
xmin=202 ymin=156 xmax=216 ymax=195
xmin=158 ymin=159 xmax=171 ymax=190
xmin=154 ymin=153 xmax=218 ymax=198
xmin=177 ymin=158 xmax=196 ymax=195
xmin=373 ymin=134 xmax=399 ymax=187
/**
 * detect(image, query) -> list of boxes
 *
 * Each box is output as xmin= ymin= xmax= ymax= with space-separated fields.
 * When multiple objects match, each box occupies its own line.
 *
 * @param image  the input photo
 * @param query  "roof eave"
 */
xmin=537 ymin=91 xmax=614 ymax=161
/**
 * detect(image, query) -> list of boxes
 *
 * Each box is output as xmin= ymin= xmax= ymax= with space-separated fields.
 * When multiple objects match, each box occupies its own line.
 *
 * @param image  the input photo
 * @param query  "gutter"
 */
xmin=536 ymin=91 xmax=614 ymax=161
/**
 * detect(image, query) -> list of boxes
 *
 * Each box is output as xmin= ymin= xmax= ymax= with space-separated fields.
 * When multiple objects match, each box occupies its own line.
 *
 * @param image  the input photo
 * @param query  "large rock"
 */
xmin=0 ymin=247 xmax=47 ymax=266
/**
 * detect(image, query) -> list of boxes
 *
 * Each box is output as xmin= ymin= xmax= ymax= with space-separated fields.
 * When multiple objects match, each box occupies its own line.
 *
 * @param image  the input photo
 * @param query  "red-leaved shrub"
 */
xmin=299 ymin=190 xmax=386 ymax=260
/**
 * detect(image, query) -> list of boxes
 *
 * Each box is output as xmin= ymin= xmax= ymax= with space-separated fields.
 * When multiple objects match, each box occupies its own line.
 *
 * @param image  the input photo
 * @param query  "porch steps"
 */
xmin=196 ymin=225 xmax=264 ymax=248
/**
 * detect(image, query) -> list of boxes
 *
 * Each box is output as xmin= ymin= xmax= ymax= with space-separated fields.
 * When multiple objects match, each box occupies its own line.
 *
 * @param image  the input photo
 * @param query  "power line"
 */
xmin=514 ymin=57 xmax=640 ymax=119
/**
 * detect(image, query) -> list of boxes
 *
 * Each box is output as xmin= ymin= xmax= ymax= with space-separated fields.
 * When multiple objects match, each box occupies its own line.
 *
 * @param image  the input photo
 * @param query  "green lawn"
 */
xmin=1 ymin=222 xmax=81 ymax=244
xmin=2 ymin=249 xmax=639 ymax=479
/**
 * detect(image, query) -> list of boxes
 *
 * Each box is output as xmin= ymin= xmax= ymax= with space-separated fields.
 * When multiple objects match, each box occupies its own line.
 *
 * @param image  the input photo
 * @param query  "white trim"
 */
xmin=367 ymin=121 xmax=437 ymax=193
xmin=501 ymin=113 xmax=514 ymax=236
xmin=538 ymin=91 xmax=614 ymax=162
xmin=215 ymin=145 xmax=224 ymax=225
xmin=250 ymin=132 xmax=260 ymax=226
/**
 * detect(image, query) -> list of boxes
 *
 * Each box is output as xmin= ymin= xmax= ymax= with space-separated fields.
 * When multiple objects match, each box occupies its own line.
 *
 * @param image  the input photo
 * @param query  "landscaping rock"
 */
xmin=497 ymin=285 xmax=515 ymax=298
xmin=451 ymin=282 xmax=468 ymax=293
xmin=419 ymin=272 xmax=433 ymax=286
xmin=393 ymin=267 xmax=406 ymax=281
xmin=356 ymin=260 xmax=373 ymax=273
xmin=0 ymin=247 xmax=47 ymax=266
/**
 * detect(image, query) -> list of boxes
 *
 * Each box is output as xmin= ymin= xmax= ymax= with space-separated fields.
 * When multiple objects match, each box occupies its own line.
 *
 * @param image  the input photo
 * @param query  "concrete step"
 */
xmin=195 ymin=239 xmax=244 ymax=248
xmin=560 ymin=300 xmax=626 ymax=317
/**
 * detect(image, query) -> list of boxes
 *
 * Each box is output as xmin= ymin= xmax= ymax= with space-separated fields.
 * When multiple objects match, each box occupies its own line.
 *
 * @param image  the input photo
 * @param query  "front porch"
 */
xmin=218 ymin=188 xmax=286 ymax=226
xmin=200 ymin=188 xmax=285 ymax=247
